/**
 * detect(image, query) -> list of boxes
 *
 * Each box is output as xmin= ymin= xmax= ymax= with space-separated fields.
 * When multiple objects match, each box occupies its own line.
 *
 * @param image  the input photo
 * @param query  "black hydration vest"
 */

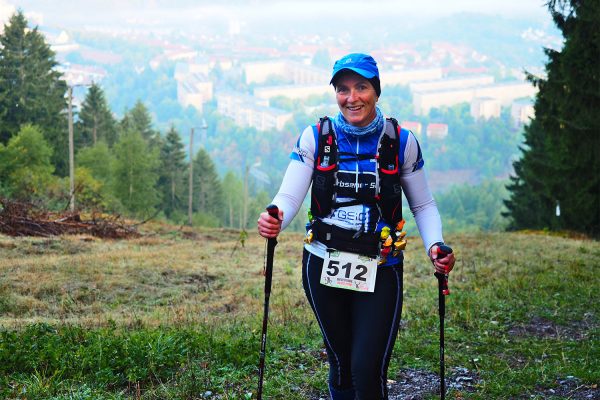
xmin=310 ymin=116 xmax=404 ymax=228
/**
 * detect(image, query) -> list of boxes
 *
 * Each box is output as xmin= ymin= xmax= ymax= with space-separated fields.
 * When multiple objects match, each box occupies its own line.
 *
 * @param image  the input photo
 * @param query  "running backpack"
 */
xmin=310 ymin=116 xmax=404 ymax=227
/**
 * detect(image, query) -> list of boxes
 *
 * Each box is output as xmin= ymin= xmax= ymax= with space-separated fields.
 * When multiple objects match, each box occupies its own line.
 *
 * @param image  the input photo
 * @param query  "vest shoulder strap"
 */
xmin=315 ymin=116 xmax=337 ymax=171
xmin=379 ymin=117 xmax=400 ymax=174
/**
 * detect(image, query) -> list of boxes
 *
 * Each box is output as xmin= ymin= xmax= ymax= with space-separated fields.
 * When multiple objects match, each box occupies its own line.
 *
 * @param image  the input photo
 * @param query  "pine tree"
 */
xmin=505 ymin=0 xmax=600 ymax=236
xmin=158 ymin=125 xmax=186 ymax=218
xmin=76 ymin=83 xmax=117 ymax=148
xmin=0 ymin=11 xmax=68 ymax=175
xmin=120 ymin=100 xmax=159 ymax=146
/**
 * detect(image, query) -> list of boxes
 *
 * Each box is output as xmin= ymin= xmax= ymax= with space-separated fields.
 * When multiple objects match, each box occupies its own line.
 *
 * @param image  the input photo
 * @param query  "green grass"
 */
xmin=0 ymin=227 xmax=598 ymax=399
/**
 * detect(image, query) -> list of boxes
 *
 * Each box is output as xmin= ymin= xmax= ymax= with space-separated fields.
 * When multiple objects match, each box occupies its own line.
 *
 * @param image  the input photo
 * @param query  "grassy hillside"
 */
xmin=0 ymin=225 xmax=598 ymax=399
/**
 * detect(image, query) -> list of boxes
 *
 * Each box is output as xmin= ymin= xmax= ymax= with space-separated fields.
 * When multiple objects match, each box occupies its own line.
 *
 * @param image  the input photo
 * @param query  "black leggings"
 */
xmin=302 ymin=249 xmax=404 ymax=400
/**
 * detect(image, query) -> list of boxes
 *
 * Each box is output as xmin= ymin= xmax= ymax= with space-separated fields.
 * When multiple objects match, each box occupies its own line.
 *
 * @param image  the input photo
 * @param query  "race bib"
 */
xmin=320 ymin=250 xmax=378 ymax=292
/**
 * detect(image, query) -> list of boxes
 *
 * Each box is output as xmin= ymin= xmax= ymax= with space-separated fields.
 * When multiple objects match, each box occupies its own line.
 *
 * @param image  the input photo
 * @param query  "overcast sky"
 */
xmin=3 ymin=0 xmax=551 ymax=30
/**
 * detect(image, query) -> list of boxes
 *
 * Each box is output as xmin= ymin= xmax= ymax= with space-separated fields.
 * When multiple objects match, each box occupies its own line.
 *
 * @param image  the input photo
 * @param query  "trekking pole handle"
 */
xmin=434 ymin=244 xmax=453 ymax=296
xmin=263 ymin=204 xmax=279 ymax=281
xmin=266 ymin=204 xmax=280 ymax=220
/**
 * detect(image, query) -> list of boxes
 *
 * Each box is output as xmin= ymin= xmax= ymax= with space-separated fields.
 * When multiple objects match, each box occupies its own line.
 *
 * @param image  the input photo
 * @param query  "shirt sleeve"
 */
xmin=271 ymin=126 xmax=316 ymax=230
xmin=400 ymin=131 xmax=444 ymax=254
xmin=271 ymin=160 xmax=313 ymax=231
xmin=290 ymin=125 xmax=317 ymax=167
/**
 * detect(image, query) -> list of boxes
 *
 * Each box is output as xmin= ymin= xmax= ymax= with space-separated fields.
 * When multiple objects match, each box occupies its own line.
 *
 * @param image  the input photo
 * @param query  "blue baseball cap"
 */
xmin=330 ymin=53 xmax=380 ymax=84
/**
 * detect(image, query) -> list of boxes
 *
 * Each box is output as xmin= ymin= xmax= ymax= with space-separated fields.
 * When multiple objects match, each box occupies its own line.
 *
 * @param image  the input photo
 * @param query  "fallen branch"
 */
xmin=0 ymin=198 xmax=140 ymax=239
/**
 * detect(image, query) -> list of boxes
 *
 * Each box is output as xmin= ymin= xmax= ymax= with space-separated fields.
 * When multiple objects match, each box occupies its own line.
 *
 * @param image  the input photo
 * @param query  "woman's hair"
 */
xmin=369 ymin=77 xmax=381 ymax=97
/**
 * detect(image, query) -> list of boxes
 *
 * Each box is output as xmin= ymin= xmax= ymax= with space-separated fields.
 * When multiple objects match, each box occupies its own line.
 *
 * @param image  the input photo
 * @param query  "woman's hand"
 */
xmin=257 ymin=209 xmax=283 ymax=239
xmin=429 ymin=243 xmax=456 ymax=275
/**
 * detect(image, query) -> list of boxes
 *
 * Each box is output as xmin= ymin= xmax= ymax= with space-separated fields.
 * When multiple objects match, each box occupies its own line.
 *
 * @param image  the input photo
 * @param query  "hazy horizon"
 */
xmin=4 ymin=0 xmax=552 ymax=32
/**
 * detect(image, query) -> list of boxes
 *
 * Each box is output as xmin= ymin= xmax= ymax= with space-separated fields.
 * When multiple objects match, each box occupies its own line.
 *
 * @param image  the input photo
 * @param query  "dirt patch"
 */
xmin=529 ymin=376 xmax=599 ymax=399
xmin=388 ymin=367 xmax=479 ymax=399
xmin=508 ymin=314 xmax=596 ymax=341
xmin=309 ymin=366 xmax=479 ymax=399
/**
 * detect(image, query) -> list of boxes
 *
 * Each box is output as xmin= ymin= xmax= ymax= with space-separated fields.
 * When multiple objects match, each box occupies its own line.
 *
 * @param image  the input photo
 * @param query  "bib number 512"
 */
xmin=320 ymin=251 xmax=378 ymax=292
xmin=325 ymin=260 xmax=368 ymax=281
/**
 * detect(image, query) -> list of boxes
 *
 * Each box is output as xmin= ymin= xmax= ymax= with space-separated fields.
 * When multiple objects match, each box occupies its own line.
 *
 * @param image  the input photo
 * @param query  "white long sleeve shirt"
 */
xmin=272 ymin=122 xmax=444 ymax=260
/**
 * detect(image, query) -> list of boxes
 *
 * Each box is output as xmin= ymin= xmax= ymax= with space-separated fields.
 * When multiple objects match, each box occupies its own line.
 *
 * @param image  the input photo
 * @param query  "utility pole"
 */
xmin=243 ymin=161 xmax=261 ymax=229
xmin=67 ymin=83 xmax=90 ymax=212
xmin=188 ymin=119 xmax=208 ymax=226
xmin=67 ymin=86 xmax=75 ymax=212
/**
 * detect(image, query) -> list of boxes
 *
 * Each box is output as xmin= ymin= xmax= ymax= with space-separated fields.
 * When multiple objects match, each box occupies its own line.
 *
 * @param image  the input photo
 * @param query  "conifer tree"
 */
xmin=505 ymin=0 xmax=600 ymax=236
xmin=76 ymin=83 xmax=117 ymax=148
xmin=0 ymin=11 xmax=68 ymax=175
xmin=120 ymin=100 xmax=159 ymax=147
xmin=158 ymin=125 xmax=186 ymax=218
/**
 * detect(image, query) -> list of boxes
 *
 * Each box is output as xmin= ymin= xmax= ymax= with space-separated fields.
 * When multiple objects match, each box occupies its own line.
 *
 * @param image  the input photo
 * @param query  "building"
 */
xmin=254 ymin=84 xmax=331 ymax=101
xmin=413 ymin=81 xmax=537 ymax=115
xmin=216 ymin=92 xmax=293 ymax=131
xmin=426 ymin=123 xmax=449 ymax=140
xmin=511 ymin=100 xmax=535 ymax=128
xmin=49 ymin=30 xmax=80 ymax=54
xmin=380 ymin=67 xmax=443 ymax=87
xmin=400 ymin=121 xmax=423 ymax=136
xmin=242 ymin=60 xmax=328 ymax=85
xmin=413 ymin=87 xmax=473 ymax=115
xmin=409 ymin=75 xmax=495 ymax=93
xmin=470 ymin=97 xmax=502 ymax=120
xmin=177 ymin=73 xmax=213 ymax=112
xmin=58 ymin=64 xmax=107 ymax=86
xmin=174 ymin=60 xmax=211 ymax=80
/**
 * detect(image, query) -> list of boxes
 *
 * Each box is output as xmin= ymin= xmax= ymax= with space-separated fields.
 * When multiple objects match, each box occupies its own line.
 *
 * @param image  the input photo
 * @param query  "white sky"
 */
xmin=4 ymin=0 xmax=551 ymax=29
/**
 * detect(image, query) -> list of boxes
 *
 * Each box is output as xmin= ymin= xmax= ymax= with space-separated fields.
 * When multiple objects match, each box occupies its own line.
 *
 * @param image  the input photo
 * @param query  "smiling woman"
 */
xmin=257 ymin=52 xmax=456 ymax=399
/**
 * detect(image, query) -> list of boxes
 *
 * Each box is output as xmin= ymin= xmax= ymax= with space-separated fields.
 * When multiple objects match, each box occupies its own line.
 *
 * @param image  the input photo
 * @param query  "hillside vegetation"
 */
xmin=0 ymin=226 xmax=598 ymax=399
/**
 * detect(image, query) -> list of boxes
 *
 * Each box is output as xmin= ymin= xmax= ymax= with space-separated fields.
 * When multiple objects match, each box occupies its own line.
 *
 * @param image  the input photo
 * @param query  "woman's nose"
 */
xmin=347 ymin=89 xmax=358 ymax=102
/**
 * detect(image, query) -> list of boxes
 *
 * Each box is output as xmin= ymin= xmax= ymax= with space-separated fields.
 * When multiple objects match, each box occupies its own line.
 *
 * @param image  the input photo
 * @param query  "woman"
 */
xmin=257 ymin=53 xmax=455 ymax=400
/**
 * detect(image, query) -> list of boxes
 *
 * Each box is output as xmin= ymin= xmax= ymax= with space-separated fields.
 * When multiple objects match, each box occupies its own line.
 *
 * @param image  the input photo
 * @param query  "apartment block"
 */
xmin=242 ymin=60 xmax=328 ymax=85
xmin=511 ymin=100 xmax=535 ymax=128
xmin=216 ymin=92 xmax=293 ymax=131
xmin=470 ymin=97 xmax=502 ymax=120
xmin=254 ymin=84 xmax=331 ymax=101
xmin=409 ymin=75 xmax=495 ymax=93
xmin=380 ymin=67 xmax=443 ymax=87
xmin=414 ymin=81 xmax=537 ymax=115
xmin=177 ymin=73 xmax=213 ymax=112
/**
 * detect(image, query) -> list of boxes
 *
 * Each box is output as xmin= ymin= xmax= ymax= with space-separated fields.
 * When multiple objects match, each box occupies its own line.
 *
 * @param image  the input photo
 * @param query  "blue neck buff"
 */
xmin=334 ymin=107 xmax=384 ymax=137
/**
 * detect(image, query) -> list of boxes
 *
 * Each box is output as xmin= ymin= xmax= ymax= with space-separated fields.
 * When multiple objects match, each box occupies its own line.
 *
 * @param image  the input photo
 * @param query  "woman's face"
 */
xmin=334 ymin=72 xmax=378 ymax=127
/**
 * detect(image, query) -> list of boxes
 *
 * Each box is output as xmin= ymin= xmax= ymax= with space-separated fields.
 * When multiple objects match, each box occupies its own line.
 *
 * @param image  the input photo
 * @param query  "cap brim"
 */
xmin=330 ymin=67 xmax=377 ymax=84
